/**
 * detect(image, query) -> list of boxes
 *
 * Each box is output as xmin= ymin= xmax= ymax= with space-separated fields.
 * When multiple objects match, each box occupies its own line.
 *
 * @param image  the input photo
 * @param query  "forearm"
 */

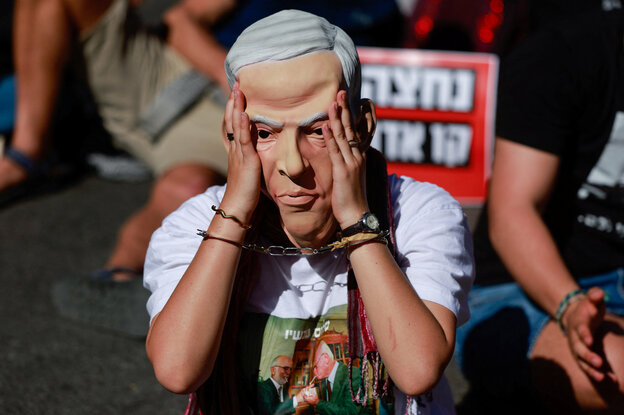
xmin=146 ymin=216 xmax=246 ymax=393
xmin=348 ymin=241 xmax=454 ymax=395
xmin=489 ymin=202 xmax=578 ymax=316
xmin=163 ymin=5 xmax=230 ymax=93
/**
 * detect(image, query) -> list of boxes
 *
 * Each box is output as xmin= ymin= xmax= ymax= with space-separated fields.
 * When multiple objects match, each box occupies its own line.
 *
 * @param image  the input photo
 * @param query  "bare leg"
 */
xmin=3 ymin=0 xmax=114 ymax=192
xmin=2 ymin=0 xmax=72 ymax=190
xmin=531 ymin=315 xmax=624 ymax=414
xmin=105 ymin=163 xmax=225 ymax=280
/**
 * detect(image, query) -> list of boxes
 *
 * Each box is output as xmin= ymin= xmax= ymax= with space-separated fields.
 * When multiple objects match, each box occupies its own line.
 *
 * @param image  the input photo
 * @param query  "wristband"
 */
xmin=211 ymin=205 xmax=252 ymax=230
xmin=555 ymin=288 xmax=587 ymax=333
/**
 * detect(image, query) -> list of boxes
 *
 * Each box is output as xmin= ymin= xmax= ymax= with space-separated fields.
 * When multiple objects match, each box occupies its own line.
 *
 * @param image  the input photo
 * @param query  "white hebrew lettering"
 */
xmin=362 ymin=65 xmax=475 ymax=112
xmin=430 ymin=123 xmax=473 ymax=166
xmin=374 ymin=120 xmax=426 ymax=163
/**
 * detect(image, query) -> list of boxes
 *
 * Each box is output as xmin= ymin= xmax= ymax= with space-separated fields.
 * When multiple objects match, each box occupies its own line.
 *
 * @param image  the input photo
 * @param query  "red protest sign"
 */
xmin=358 ymin=47 xmax=498 ymax=205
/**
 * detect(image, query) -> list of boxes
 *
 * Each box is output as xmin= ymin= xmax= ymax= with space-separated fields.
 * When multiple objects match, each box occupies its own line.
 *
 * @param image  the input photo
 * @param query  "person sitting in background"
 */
xmin=144 ymin=10 xmax=473 ymax=414
xmin=455 ymin=8 xmax=624 ymax=414
xmin=10 ymin=0 xmax=405 ymax=337
xmin=10 ymin=0 xmax=235 ymax=336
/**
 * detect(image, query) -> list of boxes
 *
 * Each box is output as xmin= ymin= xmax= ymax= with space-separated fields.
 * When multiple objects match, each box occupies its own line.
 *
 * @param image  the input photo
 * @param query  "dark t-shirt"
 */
xmin=210 ymin=0 xmax=403 ymax=49
xmin=138 ymin=0 xmax=403 ymax=49
xmin=0 ymin=1 xmax=14 ymax=77
xmin=474 ymin=9 xmax=624 ymax=286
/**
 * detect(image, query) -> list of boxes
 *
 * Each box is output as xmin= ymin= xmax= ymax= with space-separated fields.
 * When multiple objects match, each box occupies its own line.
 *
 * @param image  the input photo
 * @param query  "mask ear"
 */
xmin=355 ymin=98 xmax=377 ymax=150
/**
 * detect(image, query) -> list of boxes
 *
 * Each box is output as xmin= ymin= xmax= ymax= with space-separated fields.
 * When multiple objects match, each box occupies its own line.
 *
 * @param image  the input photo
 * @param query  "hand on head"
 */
xmin=322 ymin=90 xmax=370 ymax=230
xmin=561 ymin=286 xmax=614 ymax=382
xmin=220 ymin=82 xmax=262 ymax=223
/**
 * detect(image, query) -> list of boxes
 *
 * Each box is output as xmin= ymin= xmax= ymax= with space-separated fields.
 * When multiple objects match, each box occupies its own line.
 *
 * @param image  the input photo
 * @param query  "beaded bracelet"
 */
xmin=211 ymin=205 xmax=252 ymax=230
xmin=555 ymin=288 xmax=587 ymax=333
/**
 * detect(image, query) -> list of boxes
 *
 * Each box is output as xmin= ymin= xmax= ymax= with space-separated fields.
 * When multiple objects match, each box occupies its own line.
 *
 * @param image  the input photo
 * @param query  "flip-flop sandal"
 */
xmin=0 ymin=146 xmax=83 ymax=209
xmin=51 ymin=266 xmax=150 ymax=338
xmin=0 ymin=146 xmax=50 ymax=208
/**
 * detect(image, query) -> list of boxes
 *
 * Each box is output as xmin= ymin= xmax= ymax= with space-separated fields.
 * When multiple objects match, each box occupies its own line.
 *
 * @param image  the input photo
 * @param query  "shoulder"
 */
xmin=388 ymin=175 xmax=474 ymax=326
xmin=158 ymin=184 xmax=226 ymax=236
xmin=389 ymin=174 xmax=462 ymax=219
xmin=389 ymin=174 xmax=467 ymax=248
xmin=499 ymin=10 xmax=620 ymax=97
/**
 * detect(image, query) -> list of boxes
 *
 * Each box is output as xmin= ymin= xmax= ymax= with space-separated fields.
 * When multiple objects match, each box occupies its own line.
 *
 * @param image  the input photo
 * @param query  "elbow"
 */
xmin=153 ymin=364 xmax=211 ymax=395
xmin=150 ymin=353 xmax=214 ymax=394
xmin=393 ymin=362 xmax=446 ymax=397
xmin=146 ymin=318 xmax=215 ymax=394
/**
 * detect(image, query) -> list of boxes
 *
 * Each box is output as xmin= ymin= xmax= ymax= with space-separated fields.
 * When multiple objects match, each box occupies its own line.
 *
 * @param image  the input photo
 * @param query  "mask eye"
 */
xmin=313 ymin=128 xmax=323 ymax=136
xmin=258 ymin=130 xmax=271 ymax=139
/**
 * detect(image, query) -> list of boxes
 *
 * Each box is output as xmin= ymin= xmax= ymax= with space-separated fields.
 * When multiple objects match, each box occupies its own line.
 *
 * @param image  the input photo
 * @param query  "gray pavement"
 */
xmin=0 ymin=174 xmax=478 ymax=414
xmin=0 ymin=176 xmax=187 ymax=414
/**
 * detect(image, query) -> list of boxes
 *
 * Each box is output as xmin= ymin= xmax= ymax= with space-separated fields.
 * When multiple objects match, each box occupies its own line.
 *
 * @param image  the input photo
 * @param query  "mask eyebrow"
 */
xmin=298 ymin=112 xmax=328 ymax=128
xmin=249 ymin=115 xmax=284 ymax=129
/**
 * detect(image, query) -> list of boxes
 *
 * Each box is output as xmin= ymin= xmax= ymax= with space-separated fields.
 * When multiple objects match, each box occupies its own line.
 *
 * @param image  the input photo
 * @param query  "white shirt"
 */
xmin=144 ymin=174 xmax=475 ymax=414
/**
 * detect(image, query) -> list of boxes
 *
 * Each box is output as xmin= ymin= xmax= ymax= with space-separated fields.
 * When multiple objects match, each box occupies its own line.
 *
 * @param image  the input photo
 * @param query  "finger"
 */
xmin=337 ymin=90 xmax=356 ymax=141
xmin=223 ymin=101 xmax=235 ymax=145
xmin=329 ymin=101 xmax=356 ymax=162
xmin=223 ymin=82 xmax=239 ymax=134
xmin=581 ymin=298 xmax=606 ymax=335
xmin=587 ymin=286 xmax=605 ymax=306
xmin=576 ymin=358 xmax=606 ymax=382
xmin=337 ymin=91 xmax=364 ymax=160
xmin=575 ymin=318 xmax=595 ymax=346
xmin=232 ymin=91 xmax=243 ymax=147
xmin=233 ymin=88 xmax=246 ymax=116
xmin=231 ymin=89 xmax=249 ymax=148
xmin=322 ymin=123 xmax=346 ymax=168
xmin=606 ymin=370 xmax=619 ymax=384
xmin=571 ymin=331 xmax=603 ymax=369
xmin=322 ymin=123 xmax=354 ymax=176
xmin=239 ymin=111 xmax=253 ymax=149
xmin=588 ymin=286 xmax=604 ymax=300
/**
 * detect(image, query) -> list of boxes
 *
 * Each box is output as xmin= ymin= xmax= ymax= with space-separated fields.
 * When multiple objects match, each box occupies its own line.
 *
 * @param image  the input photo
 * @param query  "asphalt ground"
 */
xmin=0 ymin=172 xmax=479 ymax=414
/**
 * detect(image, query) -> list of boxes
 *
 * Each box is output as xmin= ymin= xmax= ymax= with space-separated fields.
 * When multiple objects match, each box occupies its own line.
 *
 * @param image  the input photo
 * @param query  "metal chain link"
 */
xmin=196 ymin=230 xmax=390 ymax=256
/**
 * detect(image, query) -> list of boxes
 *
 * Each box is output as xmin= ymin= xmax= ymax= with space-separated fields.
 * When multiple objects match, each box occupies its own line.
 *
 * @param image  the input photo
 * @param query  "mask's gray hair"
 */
xmin=225 ymin=9 xmax=362 ymax=115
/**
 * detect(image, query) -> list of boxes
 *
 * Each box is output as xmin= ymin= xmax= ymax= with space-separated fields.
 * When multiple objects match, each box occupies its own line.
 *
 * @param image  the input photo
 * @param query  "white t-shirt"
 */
xmin=144 ymin=174 xmax=474 ymax=415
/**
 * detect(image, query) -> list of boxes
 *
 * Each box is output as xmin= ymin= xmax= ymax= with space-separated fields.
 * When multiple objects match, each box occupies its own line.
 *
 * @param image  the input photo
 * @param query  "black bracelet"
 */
xmin=196 ymin=230 xmax=243 ymax=248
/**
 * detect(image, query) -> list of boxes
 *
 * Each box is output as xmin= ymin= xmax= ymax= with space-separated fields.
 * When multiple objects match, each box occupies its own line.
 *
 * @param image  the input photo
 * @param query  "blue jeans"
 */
xmin=455 ymin=268 xmax=624 ymax=396
xmin=0 ymin=74 xmax=15 ymax=133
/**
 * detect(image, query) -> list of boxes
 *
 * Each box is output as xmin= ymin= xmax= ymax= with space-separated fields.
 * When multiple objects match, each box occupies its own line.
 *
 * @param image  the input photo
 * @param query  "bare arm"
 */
xmin=163 ymin=0 xmax=236 ymax=93
xmin=145 ymin=216 xmax=244 ymax=393
xmin=349 ymin=242 xmax=457 ymax=396
xmin=488 ymin=138 xmax=574 ymax=314
xmin=146 ymin=86 xmax=261 ymax=393
xmin=323 ymin=92 xmax=458 ymax=395
xmin=488 ymin=137 xmax=608 ymax=381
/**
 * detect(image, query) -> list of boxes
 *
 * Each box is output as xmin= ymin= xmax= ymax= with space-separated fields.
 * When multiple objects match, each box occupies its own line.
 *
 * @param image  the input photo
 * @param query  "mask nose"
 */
xmin=277 ymin=132 xmax=307 ymax=179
